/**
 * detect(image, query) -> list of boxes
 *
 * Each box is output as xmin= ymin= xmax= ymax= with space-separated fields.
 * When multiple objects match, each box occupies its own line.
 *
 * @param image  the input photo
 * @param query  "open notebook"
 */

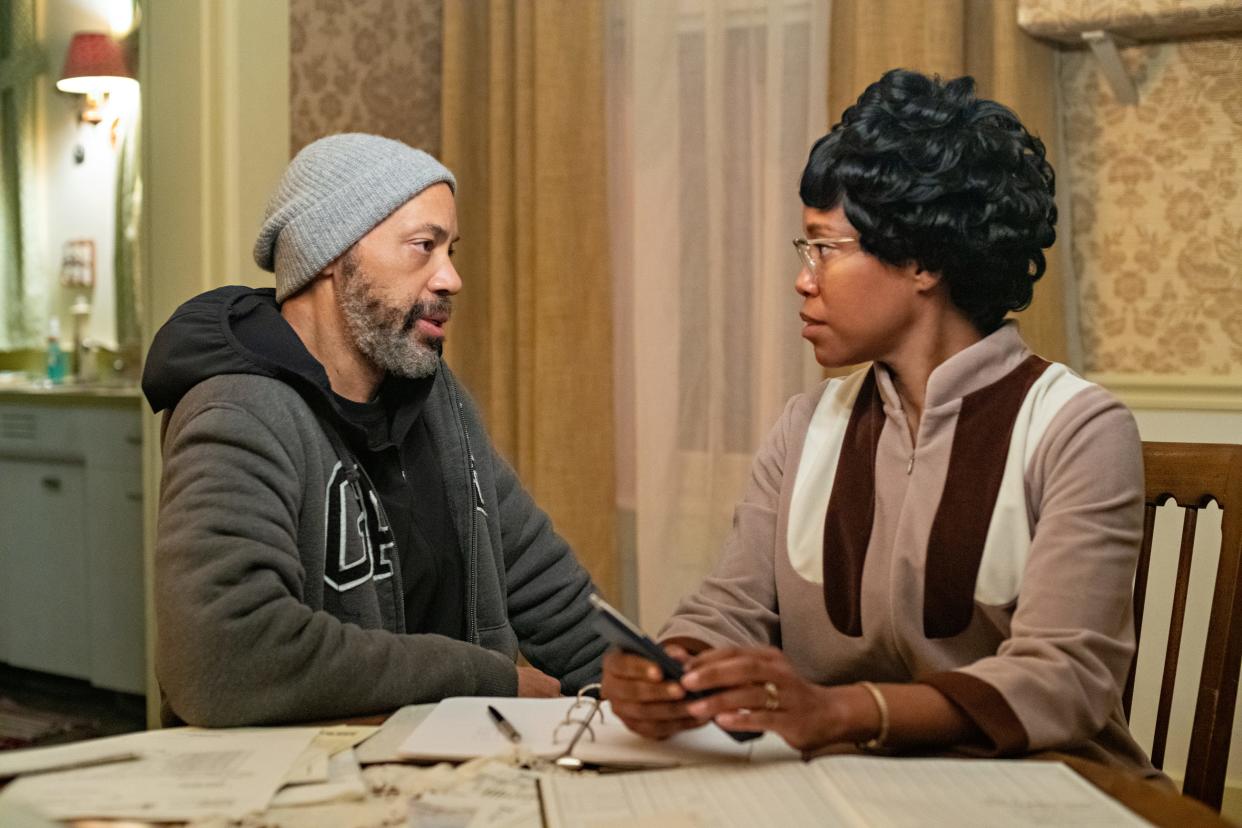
xmin=539 ymin=756 xmax=1151 ymax=827
xmin=397 ymin=697 xmax=797 ymax=769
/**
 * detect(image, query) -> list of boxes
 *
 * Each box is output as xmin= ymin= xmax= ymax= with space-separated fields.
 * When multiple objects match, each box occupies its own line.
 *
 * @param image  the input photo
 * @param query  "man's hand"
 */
xmin=601 ymin=645 xmax=703 ymax=740
xmin=517 ymin=666 xmax=562 ymax=697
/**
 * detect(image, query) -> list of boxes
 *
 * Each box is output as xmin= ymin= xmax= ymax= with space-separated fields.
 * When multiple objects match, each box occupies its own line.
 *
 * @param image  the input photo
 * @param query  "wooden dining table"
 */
xmin=8 ymin=711 xmax=1232 ymax=828
xmin=1041 ymin=752 xmax=1231 ymax=828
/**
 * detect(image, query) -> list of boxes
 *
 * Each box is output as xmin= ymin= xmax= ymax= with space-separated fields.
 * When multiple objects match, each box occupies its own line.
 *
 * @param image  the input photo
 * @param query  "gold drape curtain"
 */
xmin=441 ymin=0 xmax=617 ymax=598
xmin=829 ymin=0 xmax=1073 ymax=364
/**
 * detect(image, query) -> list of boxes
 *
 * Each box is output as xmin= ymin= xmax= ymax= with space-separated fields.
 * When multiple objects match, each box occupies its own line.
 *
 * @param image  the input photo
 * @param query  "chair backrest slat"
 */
xmin=1133 ymin=441 xmax=1242 ymax=812
xmin=1124 ymin=503 xmax=1159 ymax=718
xmin=1150 ymin=508 xmax=1199 ymax=769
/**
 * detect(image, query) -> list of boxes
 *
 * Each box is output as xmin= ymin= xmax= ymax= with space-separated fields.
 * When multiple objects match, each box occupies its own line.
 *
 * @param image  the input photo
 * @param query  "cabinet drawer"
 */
xmin=0 ymin=405 xmax=81 ymax=459
xmin=0 ymin=403 xmax=141 ymax=468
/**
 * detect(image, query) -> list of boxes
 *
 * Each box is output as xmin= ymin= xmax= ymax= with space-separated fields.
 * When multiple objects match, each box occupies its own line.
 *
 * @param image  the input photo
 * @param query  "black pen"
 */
xmin=487 ymin=704 xmax=522 ymax=744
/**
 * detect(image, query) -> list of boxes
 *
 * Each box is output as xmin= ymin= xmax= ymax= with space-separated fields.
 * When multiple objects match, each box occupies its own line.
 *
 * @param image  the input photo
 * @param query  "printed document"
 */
xmin=0 ymin=727 xmax=317 ymax=821
xmin=539 ymin=756 xmax=1151 ymax=827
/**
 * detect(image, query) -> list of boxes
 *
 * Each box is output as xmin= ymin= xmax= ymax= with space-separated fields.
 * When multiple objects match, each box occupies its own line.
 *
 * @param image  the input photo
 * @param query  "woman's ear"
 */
xmin=911 ymin=267 xmax=944 ymax=294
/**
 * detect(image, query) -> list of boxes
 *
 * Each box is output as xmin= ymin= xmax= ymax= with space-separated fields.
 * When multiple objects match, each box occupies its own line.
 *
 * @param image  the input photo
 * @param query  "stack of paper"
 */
xmin=0 ymin=727 xmax=320 ymax=822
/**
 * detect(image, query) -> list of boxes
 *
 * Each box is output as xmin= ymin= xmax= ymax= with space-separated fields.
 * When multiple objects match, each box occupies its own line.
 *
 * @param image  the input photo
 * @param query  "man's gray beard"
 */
xmin=336 ymin=254 xmax=448 ymax=379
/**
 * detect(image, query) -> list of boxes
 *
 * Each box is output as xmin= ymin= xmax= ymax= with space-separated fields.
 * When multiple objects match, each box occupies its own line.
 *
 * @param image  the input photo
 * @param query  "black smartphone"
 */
xmin=588 ymin=593 xmax=762 ymax=743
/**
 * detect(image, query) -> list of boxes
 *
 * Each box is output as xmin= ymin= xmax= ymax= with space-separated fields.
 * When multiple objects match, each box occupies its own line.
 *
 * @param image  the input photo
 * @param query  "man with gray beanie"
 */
xmin=141 ymin=134 xmax=607 ymax=727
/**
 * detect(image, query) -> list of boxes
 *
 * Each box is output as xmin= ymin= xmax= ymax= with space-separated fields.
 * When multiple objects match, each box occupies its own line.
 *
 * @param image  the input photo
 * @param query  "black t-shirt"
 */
xmin=332 ymin=390 xmax=465 ymax=639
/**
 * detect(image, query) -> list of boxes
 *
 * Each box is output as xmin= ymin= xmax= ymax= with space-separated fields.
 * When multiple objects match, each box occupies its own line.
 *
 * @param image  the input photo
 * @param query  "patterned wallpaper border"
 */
xmin=1019 ymin=0 xmax=1242 ymax=44
xmin=1089 ymin=372 xmax=1242 ymax=411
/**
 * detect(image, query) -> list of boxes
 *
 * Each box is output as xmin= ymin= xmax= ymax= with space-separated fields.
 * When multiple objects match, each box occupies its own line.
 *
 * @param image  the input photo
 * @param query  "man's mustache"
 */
xmin=401 ymin=296 xmax=453 ymax=334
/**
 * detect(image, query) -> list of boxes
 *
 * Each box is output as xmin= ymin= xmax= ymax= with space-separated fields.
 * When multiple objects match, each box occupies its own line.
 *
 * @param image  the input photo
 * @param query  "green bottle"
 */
xmin=46 ymin=318 xmax=66 ymax=384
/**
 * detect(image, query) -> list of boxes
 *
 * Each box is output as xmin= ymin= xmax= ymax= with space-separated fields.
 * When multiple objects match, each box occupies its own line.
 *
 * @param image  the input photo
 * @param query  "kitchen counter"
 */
xmin=0 ymin=377 xmax=142 ymax=403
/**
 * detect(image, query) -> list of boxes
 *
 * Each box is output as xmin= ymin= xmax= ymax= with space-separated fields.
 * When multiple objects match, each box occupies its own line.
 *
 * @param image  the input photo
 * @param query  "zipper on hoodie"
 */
xmin=312 ymin=407 xmax=406 ymax=629
xmin=443 ymin=369 xmax=480 ymax=646
xmin=351 ymin=459 xmax=402 ymax=605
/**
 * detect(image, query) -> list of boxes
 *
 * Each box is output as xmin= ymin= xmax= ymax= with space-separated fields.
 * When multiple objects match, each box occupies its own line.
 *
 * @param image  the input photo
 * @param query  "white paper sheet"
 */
xmin=282 ymin=746 xmax=331 ymax=785
xmin=0 ymin=796 xmax=61 ymax=828
xmin=270 ymin=748 xmax=366 ymax=807
xmin=0 ymin=726 xmax=317 ymax=821
xmin=540 ymin=757 xmax=1152 ymax=828
xmin=0 ymin=731 xmax=140 ymax=778
xmin=355 ymin=703 xmax=438 ymax=765
xmin=540 ymin=760 xmax=850 ymax=827
xmin=812 ymin=757 xmax=1151 ymax=827
xmin=281 ymin=725 xmax=378 ymax=785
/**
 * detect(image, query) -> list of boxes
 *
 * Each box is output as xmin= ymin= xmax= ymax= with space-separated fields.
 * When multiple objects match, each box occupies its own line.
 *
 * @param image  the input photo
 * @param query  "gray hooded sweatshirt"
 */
xmin=142 ymin=286 xmax=606 ymax=726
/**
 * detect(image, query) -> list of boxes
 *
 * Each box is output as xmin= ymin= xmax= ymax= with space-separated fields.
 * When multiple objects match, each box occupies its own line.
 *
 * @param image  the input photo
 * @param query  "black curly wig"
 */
xmin=799 ymin=69 xmax=1057 ymax=334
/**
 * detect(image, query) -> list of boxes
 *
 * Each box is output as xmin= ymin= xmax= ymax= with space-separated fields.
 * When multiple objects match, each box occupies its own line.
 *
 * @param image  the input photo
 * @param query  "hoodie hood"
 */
xmin=142 ymin=286 xmax=432 ymax=448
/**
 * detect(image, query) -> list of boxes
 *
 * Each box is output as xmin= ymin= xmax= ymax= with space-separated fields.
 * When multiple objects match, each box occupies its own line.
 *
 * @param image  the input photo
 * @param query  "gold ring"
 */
xmin=763 ymin=681 xmax=780 ymax=711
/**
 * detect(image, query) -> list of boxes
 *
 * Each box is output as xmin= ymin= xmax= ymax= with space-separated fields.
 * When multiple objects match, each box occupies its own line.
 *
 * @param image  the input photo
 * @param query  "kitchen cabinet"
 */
xmin=0 ymin=393 xmax=145 ymax=694
xmin=0 ymin=457 xmax=90 ymax=678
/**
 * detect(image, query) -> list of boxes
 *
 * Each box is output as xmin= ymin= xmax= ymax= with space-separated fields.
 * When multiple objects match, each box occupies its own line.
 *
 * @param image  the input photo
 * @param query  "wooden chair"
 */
xmin=1123 ymin=441 xmax=1242 ymax=811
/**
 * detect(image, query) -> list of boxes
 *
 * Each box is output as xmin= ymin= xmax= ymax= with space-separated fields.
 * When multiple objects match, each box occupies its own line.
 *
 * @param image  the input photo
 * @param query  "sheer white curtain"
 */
xmin=0 ymin=0 xmax=46 ymax=350
xmin=607 ymin=0 xmax=829 ymax=628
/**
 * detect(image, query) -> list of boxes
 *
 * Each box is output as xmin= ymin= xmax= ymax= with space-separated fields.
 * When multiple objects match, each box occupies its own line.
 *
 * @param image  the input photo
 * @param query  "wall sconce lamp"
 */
xmin=56 ymin=31 xmax=136 ymax=128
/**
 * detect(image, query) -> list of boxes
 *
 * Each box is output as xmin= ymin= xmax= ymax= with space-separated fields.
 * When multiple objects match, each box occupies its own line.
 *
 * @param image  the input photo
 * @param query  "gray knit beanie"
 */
xmin=254 ymin=133 xmax=457 ymax=301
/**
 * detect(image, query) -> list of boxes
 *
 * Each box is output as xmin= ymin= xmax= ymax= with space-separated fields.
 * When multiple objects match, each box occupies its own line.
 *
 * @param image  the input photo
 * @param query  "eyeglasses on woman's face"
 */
xmin=792 ymin=236 xmax=858 ymax=273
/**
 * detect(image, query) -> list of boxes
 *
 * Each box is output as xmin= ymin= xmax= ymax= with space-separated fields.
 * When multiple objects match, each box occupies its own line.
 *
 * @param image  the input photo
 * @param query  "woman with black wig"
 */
xmin=603 ymin=68 xmax=1154 ymax=771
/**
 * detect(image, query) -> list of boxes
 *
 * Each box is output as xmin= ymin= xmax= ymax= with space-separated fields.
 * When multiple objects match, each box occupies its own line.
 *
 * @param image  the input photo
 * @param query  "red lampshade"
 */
xmin=56 ymin=32 xmax=133 ymax=94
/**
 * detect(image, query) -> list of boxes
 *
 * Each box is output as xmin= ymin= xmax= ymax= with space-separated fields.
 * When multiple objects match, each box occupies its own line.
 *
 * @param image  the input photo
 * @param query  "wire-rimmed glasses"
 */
xmin=792 ymin=236 xmax=858 ymax=273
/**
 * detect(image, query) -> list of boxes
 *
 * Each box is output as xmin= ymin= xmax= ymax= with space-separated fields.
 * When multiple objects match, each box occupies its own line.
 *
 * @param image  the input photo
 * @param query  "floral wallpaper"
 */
xmin=1061 ymin=35 xmax=1242 ymax=375
xmin=289 ymin=0 xmax=443 ymax=156
xmin=1019 ymin=0 xmax=1242 ymax=44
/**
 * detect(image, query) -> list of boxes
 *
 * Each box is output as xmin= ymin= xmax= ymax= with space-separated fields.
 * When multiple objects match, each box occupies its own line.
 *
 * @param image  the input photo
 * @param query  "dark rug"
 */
xmin=0 ymin=664 xmax=145 ymax=751
xmin=0 ymin=696 xmax=100 ymax=750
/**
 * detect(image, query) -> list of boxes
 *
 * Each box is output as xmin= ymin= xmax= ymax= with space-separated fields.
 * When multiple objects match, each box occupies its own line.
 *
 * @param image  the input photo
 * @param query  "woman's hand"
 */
xmin=681 ymin=646 xmax=876 ymax=752
xmin=601 ymin=645 xmax=704 ymax=740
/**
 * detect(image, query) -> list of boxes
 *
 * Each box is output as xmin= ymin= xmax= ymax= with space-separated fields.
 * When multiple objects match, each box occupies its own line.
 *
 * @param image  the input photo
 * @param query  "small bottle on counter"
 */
xmin=46 ymin=317 xmax=67 ymax=384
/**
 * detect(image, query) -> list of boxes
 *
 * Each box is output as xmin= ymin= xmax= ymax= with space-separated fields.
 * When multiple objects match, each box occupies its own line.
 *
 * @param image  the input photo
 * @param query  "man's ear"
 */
xmin=320 ymin=256 xmax=343 ymax=281
xmin=321 ymin=244 xmax=357 ymax=283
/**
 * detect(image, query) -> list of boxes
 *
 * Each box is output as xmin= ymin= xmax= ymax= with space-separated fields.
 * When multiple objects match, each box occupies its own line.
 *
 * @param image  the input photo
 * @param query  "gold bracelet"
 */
xmin=856 ymin=681 xmax=890 ymax=751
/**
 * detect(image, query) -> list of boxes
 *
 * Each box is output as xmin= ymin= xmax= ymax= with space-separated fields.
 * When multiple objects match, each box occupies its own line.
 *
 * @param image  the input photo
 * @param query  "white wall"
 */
xmin=37 ymin=0 xmax=139 ymax=351
xmin=140 ymin=0 xmax=289 ymax=725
